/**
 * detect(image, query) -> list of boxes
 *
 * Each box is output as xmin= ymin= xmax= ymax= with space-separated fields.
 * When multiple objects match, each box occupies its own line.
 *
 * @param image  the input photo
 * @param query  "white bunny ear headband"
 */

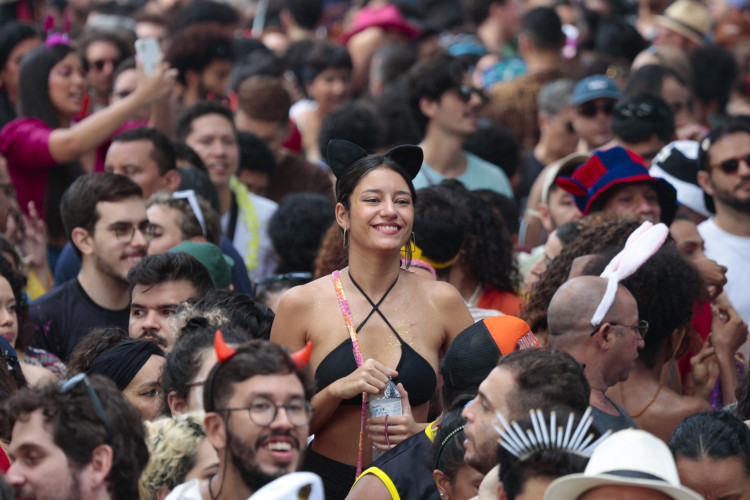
xmin=589 ymin=221 xmax=669 ymax=327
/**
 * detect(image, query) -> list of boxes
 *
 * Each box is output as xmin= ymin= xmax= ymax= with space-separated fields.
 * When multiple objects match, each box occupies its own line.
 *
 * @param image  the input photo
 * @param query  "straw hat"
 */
xmin=655 ymin=0 xmax=711 ymax=46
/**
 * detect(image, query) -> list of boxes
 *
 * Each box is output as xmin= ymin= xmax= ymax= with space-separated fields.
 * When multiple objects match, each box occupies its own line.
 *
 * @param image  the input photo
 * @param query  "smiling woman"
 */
xmin=0 ymin=41 xmax=175 ymax=247
xmin=271 ymin=140 xmax=473 ymax=499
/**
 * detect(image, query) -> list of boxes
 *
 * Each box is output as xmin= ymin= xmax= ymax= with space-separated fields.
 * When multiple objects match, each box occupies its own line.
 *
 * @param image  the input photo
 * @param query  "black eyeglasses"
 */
xmin=59 ymin=373 xmax=114 ymax=444
xmin=219 ymin=396 xmax=313 ymax=427
xmin=713 ymin=153 xmax=750 ymax=174
xmin=589 ymin=320 xmax=649 ymax=338
xmin=96 ymin=221 xmax=153 ymax=244
xmin=456 ymin=85 xmax=488 ymax=103
xmin=615 ymin=102 xmax=671 ymax=120
xmin=577 ymin=101 xmax=615 ymax=118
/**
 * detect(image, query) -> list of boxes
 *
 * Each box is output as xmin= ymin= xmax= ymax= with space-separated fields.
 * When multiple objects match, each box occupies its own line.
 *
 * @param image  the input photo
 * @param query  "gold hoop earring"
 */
xmin=343 ymin=228 xmax=349 ymax=249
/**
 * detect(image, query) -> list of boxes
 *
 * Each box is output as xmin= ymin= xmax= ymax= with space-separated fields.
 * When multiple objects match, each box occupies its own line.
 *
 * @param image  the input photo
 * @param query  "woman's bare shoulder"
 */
xmin=278 ymin=274 xmax=336 ymax=307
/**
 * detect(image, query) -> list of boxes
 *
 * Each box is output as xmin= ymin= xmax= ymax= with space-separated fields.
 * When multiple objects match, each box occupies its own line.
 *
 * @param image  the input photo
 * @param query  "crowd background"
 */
xmin=0 ymin=0 xmax=747 ymax=499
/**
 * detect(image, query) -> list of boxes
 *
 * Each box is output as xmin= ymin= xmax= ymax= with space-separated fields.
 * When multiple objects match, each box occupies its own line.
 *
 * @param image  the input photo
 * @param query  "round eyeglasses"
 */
xmin=219 ymin=396 xmax=313 ymax=427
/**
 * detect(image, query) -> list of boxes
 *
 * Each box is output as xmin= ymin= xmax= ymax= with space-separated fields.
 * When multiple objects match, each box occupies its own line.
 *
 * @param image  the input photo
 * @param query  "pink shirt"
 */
xmin=0 ymin=117 xmax=57 ymax=217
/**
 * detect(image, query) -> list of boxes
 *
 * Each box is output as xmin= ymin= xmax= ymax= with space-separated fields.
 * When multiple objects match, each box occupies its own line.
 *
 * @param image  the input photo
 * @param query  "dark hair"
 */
xmin=436 ymin=181 xmax=519 ymax=294
xmin=375 ymin=81 xmax=422 ymax=147
xmin=612 ymin=92 xmax=675 ymax=144
xmin=407 ymin=53 xmax=467 ymax=136
xmin=584 ymin=243 xmax=703 ymax=369
xmin=171 ymin=0 xmax=239 ymax=32
xmin=521 ymin=214 xmax=642 ymax=334
xmin=112 ymin=56 xmax=136 ymax=88
xmin=623 ymin=64 xmax=687 ymax=97
xmin=690 ymin=45 xmax=738 ymax=115
xmin=497 ymin=349 xmax=590 ymax=418
xmin=237 ymin=132 xmax=276 ymax=177
xmin=464 ymin=120 xmax=519 ymax=181
xmin=162 ymin=323 xmax=252 ymax=403
xmin=113 ymin=127 xmax=177 ymax=175
xmin=230 ymin=50 xmax=284 ymax=92
xmin=371 ymin=42 xmax=417 ymax=90
xmin=60 ymin=173 xmax=143 ymax=258
xmin=127 ymin=252 xmax=216 ymax=297
xmin=520 ymin=7 xmax=565 ymax=51
xmin=335 ymin=155 xmax=417 ymax=212
xmin=736 ymin=369 xmax=750 ymax=420
xmin=236 ymin=75 xmax=291 ymax=124
xmin=175 ymin=100 xmax=235 ymax=141
xmin=465 ymin=0 xmax=504 ymax=26
xmin=433 ymin=396 xmax=472 ymax=478
xmin=591 ymin=17 xmax=647 ymax=64
xmin=497 ymin=411 xmax=592 ymax=500
xmin=165 ymin=24 xmax=235 ymax=87
xmin=173 ymin=142 xmax=207 ymax=172
xmin=413 ymin=187 xmax=466 ymax=281
xmin=204 ymin=339 xmax=312 ymax=411
xmin=0 ymin=21 xmax=38 ymax=71
xmin=67 ymin=327 xmax=128 ymax=375
xmin=78 ymin=30 xmax=131 ymax=72
xmin=285 ymin=0 xmax=322 ymax=30
xmin=301 ymin=42 xmax=352 ymax=84
xmin=0 ymin=375 xmax=149 ymax=500
xmin=18 ymin=43 xmax=76 ymax=128
xmin=268 ymin=193 xmax=334 ymax=274
xmin=474 ymin=189 xmax=520 ymax=236
xmin=0 ymin=237 xmax=20 ymax=269
xmin=670 ymin=411 xmax=750 ymax=475
xmin=318 ymin=101 xmax=385 ymax=158
xmin=697 ymin=119 xmax=750 ymax=172
xmin=0 ymin=255 xmax=31 ymax=353
xmin=191 ymin=289 xmax=275 ymax=340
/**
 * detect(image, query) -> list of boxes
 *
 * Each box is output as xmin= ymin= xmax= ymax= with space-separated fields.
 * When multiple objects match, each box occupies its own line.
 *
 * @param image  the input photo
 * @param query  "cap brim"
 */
xmin=544 ymin=473 xmax=703 ymax=500
xmin=571 ymin=92 xmax=621 ymax=106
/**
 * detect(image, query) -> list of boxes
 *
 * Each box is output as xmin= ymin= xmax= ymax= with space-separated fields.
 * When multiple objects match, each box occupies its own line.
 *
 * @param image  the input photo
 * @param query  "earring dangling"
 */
xmin=405 ymin=232 xmax=415 ymax=263
xmin=343 ymin=228 xmax=349 ymax=249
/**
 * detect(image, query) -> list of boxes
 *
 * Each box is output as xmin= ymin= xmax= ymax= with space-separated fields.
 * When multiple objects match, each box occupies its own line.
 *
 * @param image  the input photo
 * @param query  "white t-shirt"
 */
xmin=164 ymin=479 xmax=202 ymax=500
xmin=698 ymin=218 xmax=750 ymax=324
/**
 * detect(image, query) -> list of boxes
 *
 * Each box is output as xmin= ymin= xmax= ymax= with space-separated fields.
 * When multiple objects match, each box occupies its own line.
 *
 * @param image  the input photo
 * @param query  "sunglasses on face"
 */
xmin=713 ymin=153 xmax=750 ymax=174
xmin=90 ymin=58 xmax=120 ymax=72
xmin=577 ymin=101 xmax=615 ymax=118
xmin=456 ymin=85 xmax=488 ymax=103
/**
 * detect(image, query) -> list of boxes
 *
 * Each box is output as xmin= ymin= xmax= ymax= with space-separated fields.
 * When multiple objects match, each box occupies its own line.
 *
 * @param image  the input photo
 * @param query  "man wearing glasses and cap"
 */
xmin=31 ymin=173 xmax=149 ymax=361
xmin=1 ymin=373 xmax=148 ymax=500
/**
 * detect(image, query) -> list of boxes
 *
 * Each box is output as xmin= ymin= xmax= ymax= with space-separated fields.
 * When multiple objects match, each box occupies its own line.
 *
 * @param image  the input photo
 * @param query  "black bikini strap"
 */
xmin=348 ymin=272 xmax=400 ymax=334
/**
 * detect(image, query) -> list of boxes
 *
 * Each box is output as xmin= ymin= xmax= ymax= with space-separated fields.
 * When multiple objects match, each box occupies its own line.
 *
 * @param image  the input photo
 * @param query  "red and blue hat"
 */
xmin=557 ymin=146 xmax=678 ymax=223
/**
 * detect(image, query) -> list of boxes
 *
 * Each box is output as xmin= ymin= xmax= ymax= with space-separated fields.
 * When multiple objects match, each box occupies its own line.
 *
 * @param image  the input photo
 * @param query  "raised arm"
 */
xmin=47 ymin=59 xmax=176 ymax=163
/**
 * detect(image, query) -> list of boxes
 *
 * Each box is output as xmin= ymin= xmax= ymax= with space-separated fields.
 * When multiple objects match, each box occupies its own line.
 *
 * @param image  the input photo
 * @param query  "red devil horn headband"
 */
xmin=214 ymin=329 xmax=237 ymax=363
xmin=291 ymin=341 xmax=312 ymax=369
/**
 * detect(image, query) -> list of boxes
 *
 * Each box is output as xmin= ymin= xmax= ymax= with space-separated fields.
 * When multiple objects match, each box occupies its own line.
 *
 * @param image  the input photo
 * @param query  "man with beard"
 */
xmin=462 ymin=348 xmax=590 ymax=477
xmin=127 ymin=252 xmax=215 ymax=350
xmin=166 ymin=337 xmax=315 ymax=500
xmin=698 ymin=121 xmax=750 ymax=325
xmin=1 ymin=374 xmax=148 ymax=500
xmin=31 ymin=173 xmax=149 ymax=360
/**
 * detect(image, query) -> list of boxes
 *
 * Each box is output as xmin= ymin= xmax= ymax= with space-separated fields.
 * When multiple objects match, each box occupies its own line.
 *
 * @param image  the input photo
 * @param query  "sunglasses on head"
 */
xmin=577 ymin=101 xmax=615 ymax=118
xmin=456 ymin=85 xmax=487 ymax=103
xmin=714 ymin=153 xmax=750 ymax=174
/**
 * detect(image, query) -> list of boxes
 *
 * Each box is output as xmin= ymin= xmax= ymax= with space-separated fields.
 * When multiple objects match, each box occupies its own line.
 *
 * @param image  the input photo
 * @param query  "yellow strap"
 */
xmin=352 ymin=467 xmax=401 ymax=500
xmin=425 ymin=420 xmax=439 ymax=442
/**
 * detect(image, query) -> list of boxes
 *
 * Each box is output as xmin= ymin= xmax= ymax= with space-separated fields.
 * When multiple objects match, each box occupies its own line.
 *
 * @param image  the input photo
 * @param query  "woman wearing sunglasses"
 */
xmin=0 ymin=38 xmax=175 ymax=250
xmin=271 ymin=140 xmax=473 ymax=499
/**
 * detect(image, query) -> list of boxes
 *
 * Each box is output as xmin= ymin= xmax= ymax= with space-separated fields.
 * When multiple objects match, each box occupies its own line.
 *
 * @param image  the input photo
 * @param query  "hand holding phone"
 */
xmin=135 ymin=38 xmax=161 ymax=76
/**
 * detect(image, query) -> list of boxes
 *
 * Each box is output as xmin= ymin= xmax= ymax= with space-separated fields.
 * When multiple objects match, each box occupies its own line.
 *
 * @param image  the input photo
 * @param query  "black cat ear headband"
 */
xmin=327 ymin=139 xmax=423 ymax=180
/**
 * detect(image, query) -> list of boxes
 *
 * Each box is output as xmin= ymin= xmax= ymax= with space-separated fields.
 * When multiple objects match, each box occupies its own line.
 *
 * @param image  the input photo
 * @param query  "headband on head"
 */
xmin=44 ymin=15 xmax=70 ymax=47
xmin=327 ymin=139 xmax=423 ymax=180
xmin=590 ymin=221 xmax=669 ymax=326
xmin=89 ymin=339 xmax=165 ymax=391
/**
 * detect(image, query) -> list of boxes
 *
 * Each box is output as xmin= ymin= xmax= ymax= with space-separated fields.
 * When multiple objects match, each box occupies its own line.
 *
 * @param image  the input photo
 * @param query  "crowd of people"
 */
xmin=0 ymin=0 xmax=747 ymax=498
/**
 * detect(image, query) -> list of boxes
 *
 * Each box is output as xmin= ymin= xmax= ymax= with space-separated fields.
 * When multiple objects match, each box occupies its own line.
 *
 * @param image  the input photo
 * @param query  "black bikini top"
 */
xmin=315 ymin=273 xmax=437 ymax=407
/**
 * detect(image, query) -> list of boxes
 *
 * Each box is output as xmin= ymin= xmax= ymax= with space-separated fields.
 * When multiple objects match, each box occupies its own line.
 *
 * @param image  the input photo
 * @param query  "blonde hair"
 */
xmin=138 ymin=411 xmax=208 ymax=500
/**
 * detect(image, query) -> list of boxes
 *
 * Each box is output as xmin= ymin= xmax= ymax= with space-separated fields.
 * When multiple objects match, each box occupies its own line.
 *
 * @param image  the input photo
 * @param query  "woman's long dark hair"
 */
xmin=17 ymin=43 xmax=82 ymax=244
xmin=0 ymin=254 xmax=31 ymax=353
